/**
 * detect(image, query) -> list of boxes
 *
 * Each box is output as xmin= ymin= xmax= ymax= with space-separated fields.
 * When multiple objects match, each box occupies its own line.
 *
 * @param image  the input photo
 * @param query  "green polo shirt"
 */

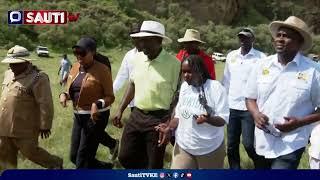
xmin=130 ymin=49 xmax=181 ymax=111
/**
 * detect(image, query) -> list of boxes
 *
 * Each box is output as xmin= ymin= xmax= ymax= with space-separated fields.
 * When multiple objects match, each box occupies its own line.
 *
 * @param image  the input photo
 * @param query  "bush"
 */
xmin=311 ymin=35 xmax=320 ymax=54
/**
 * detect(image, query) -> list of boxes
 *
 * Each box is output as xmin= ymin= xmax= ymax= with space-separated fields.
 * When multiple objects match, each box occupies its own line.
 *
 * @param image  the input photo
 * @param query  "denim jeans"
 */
xmin=262 ymin=147 xmax=305 ymax=169
xmin=227 ymin=109 xmax=265 ymax=169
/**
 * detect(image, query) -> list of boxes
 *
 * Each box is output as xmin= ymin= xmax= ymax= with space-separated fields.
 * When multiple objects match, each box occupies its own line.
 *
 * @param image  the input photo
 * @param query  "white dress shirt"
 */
xmin=113 ymin=48 xmax=138 ymax=107
xmin=175 ymin=80 xmax=229 ymax=155
xmin=222 ymin=48 xmax=266 ymax=110
xmin=245 ymin=53 xmax=320 ymax=158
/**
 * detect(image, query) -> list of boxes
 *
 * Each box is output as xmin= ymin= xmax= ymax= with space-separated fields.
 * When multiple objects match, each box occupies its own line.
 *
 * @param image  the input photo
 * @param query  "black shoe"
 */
xmin=92 ymin=160 xmax=113 ymax=169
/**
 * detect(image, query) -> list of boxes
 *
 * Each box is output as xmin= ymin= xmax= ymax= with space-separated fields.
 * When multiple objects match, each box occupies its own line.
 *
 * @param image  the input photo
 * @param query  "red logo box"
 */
xmin=23 ymin=10 xmax=67 ymax=24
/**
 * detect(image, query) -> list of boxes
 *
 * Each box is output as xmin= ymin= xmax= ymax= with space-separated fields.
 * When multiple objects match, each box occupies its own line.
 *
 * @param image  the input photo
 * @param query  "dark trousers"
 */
xmin=70 ymin=110 xmax=116 ymax=169
xmin=260 ymin=147 xmax=305 ymax=169
xmin=118 ymin=108 xmax=168 ymax=169
xmin=227 ymin=109 xmax=265 ymax=169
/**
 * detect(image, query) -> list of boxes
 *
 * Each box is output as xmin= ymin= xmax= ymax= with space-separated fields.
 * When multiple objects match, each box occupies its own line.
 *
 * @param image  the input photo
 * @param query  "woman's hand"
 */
xmin=195 ymin=114 xmax=208 ymax=124
xmin=195 ymin=114 xmax=226 ymax=127
xmin=59 ymin=93 xmax=67 ymax=107
xmin=90 ymin=103 xmax=99 ymax=121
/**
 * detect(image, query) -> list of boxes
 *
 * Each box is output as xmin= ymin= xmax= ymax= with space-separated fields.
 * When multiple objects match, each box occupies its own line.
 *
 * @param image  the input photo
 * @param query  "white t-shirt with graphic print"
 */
xmin=175 ymin=80 xmax=229 ymax=156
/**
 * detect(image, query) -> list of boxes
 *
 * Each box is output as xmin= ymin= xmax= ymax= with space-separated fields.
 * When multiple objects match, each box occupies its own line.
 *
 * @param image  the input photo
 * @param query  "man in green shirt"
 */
xmin=113 ymin=20 xmax=181 ymax=169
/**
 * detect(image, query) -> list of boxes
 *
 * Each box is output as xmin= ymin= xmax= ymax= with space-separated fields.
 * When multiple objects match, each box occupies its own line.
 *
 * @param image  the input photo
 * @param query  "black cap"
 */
xmin=72 ymin=37 xmax=97 ymax=51
xmin=238 ymin=27 xmax=254 ymax=38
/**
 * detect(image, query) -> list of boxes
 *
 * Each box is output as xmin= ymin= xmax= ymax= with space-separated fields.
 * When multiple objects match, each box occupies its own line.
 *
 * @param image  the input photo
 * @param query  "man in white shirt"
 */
xmin=245 ymin=16 xmax=320 ymax=169
xmin=222 ymin=28 xmax=266 ymax=169
xmin=113 ymin=23 xmax=142 ymax=110
xmin=58 ymin=54 xmax=71 ymax=86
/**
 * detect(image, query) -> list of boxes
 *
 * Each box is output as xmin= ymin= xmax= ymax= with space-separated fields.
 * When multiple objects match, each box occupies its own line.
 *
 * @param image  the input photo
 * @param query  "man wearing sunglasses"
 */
xmin=222 ymin=27 xmax=266 ymax=169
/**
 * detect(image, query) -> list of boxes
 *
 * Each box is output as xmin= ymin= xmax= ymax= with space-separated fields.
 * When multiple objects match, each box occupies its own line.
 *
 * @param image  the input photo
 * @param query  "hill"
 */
xmin=0 ymin=0 xmax=320 ymax=55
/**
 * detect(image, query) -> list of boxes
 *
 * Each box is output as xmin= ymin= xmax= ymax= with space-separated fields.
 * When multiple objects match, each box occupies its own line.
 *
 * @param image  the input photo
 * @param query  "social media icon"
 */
xmin=180 ymin=173 xmax=185 ymax=178
xmin=159 ymin=172 xmax=165 ymax=179
xmin=166 ymin=173 xmax=172 ymax=178
xmin=186 ymin=172 xmax=192 ymax=178
xmin=173 ymin=172 xmax=179 ymax=178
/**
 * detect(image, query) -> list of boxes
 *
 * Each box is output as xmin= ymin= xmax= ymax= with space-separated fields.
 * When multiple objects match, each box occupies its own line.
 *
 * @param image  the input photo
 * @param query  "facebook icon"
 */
xmin=8 ymin=11 xmax=23 ymax=24
xmin=173 ymin=172 xmax=179 ymax=179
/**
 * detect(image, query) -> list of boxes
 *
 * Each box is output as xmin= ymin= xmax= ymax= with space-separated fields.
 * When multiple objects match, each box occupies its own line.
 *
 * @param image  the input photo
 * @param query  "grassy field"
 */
xmin=0 ymin=48 xmax=310 ymax=169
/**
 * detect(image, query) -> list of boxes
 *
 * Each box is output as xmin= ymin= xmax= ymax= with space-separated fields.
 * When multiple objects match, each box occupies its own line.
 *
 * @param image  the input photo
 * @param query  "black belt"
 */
xmin=135 ymin=107 xmax=168 ymax=116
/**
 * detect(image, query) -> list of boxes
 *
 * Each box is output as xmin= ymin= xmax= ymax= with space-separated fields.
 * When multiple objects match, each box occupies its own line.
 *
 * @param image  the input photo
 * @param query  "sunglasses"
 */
xmin=73 ymin=48 xmax=88 ymax=57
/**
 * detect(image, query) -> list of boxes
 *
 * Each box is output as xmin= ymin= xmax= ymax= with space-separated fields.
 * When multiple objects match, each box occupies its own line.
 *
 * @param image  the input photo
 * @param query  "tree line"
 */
xmin=0 ymin=0 xmax=319 ymax=56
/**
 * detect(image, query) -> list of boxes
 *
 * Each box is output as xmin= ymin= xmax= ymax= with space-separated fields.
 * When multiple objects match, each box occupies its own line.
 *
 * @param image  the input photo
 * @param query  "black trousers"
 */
xmin=70 ymin=110 xmax=116 ymax=169
xmin=118 ymin=108 xmax=169 ymax=169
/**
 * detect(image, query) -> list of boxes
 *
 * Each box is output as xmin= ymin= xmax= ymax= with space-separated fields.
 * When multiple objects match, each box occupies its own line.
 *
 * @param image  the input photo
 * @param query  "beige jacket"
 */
xmin=0 ymin=65 xmax=54 ymax=138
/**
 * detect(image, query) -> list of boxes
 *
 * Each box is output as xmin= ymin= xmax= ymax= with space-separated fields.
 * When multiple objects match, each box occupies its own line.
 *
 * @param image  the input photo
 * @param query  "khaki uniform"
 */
xmin=0 ymin=65 xmax=62 ymax=170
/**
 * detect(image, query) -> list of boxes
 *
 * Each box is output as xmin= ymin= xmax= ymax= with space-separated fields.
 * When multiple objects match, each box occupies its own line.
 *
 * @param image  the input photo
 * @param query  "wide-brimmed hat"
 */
xmin=2 ymin=45 xmax=34 ymax=64
xmin=238 ymin=27 xmax=255 ymax=38
xmin=269 ymin=16 xmax=312 ymax=51
xmin=130 ymin=20 xmax=172 ymax=44
xmin=178 ymin=29 xmax=205 ymax=43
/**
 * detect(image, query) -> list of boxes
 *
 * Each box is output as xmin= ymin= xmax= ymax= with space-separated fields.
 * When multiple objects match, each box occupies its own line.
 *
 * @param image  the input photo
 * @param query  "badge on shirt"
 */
xmin=262 ymin=68 xmax=269 ymax=76
xmin=297 ymin=72 xmax=307 ymax=81
xmin=181 ymin=109 xmax=192 ymax=119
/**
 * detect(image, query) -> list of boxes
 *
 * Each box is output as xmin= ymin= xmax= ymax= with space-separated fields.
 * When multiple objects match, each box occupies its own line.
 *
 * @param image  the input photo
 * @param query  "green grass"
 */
xmin=0 ymin=48 xmax=310 ymax=169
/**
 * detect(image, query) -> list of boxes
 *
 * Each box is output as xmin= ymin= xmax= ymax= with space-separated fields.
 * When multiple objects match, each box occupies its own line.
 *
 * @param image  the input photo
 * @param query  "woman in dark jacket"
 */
xmin=59 ymin=37 xmax=118 ymax=169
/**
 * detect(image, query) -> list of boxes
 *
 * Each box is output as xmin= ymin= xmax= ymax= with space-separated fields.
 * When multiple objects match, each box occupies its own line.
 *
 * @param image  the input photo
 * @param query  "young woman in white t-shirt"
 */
xmin=156 ymin=55 xmax=229 ymax=169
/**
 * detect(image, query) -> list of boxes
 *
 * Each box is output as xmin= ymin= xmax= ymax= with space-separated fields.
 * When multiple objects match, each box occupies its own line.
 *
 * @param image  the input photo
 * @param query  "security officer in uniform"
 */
xmin=0 ymin=45 xmax=62 ymax=170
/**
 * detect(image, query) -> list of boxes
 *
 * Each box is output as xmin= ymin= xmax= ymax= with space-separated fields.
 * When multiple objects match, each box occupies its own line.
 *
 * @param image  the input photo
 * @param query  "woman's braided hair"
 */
xmin=182 ymin=55 xmax=214 ymax=116
xmin=182 ymin=54 xmax=211 ymax=84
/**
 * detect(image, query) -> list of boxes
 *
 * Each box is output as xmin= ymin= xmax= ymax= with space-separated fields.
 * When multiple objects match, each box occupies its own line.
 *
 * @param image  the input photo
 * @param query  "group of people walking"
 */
xmin=0 ymin=15 xmax=319 ymax=170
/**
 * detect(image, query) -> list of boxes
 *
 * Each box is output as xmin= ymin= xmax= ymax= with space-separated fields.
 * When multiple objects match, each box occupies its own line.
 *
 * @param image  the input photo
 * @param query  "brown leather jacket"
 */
xmin=65 ymin=61 xmax=115 ymax=111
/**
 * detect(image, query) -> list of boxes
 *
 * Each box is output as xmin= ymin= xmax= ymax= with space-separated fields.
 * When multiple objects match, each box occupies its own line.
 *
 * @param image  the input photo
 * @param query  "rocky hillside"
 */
xmin=134 ymin=0 xmax=248 ymax=24
xmin=133 ymin=0 xmax=320 ymax=33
